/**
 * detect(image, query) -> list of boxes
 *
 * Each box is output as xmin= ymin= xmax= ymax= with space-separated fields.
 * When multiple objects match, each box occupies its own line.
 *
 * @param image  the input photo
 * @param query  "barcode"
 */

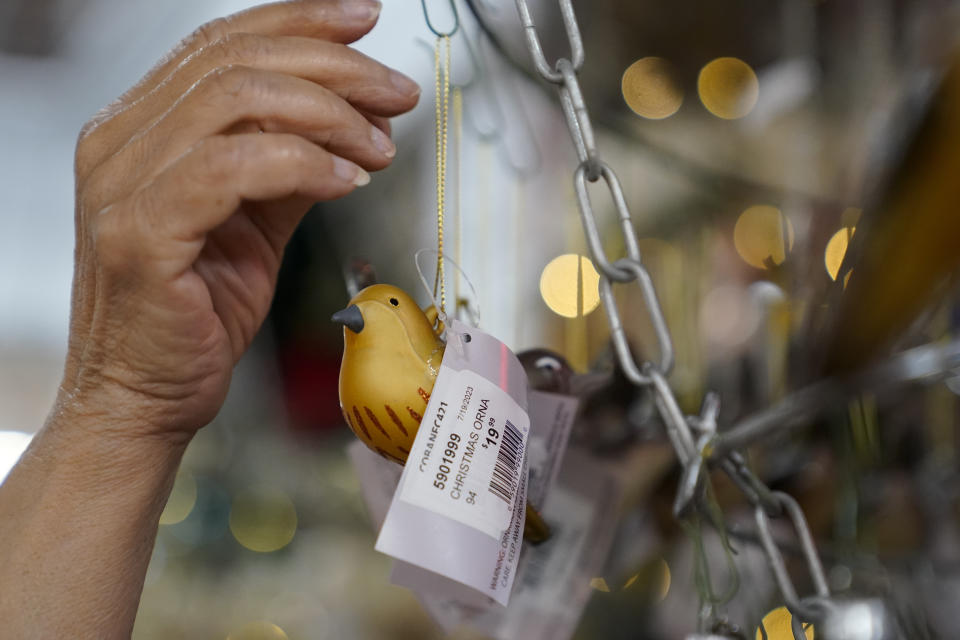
xmin=488 ymin=419 xmax=524 ymax=504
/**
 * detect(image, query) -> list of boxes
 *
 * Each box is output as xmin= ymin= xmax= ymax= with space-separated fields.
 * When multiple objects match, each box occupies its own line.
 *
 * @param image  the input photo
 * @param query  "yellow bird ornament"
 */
xmin=332 ymin=284 xmax=444 ymax=464
xmin=333 ymin=283 xmax=550 ymax=543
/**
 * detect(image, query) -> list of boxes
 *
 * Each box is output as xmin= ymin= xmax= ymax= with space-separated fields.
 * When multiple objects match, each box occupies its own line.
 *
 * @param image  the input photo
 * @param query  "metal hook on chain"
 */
xmin=674 ymin=393 xmax=721 ymax=517
xmin=421 ymin=0 xmax=460 ymax=37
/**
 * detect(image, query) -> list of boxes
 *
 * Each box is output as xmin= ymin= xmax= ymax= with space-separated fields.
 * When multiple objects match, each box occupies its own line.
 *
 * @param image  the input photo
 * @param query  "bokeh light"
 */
xmin=733 ymin=205 xmax=794 ymax=269
xmin=159 ymin=471 xmax=198 ymax=526
xmin=701 ymin=284 xmax=759 ymax=349
xmin=618 ymin=558 xmax=670 ymax=601
xmin=167 ymin=478 xmax=231 ymax=546
xmin=825 ymin=227 xmax=855 ymax=281
xmin=756 ymin=606 xmax=815 ymax=639
xmin=841 ymin=206 xmax=862 ymax=228
xmin=589 ymin=577 xmax=611 ymax=592
xmin=0 ymin=430 xmax=32 ymax=485
xmin=655 ymin=558 xmax=671 ymax=601
xmin=698 ymin=57 xmax=759 ymax=119
xmin=229 ymin=489 xmax=298 ymax=553
xmin=621 ymin=57 xmax=684 ymax=119
xmin=227 ymin=621 xmax=289 ymax=640
xmin=539 ymin=254 xmax=601 ymax=318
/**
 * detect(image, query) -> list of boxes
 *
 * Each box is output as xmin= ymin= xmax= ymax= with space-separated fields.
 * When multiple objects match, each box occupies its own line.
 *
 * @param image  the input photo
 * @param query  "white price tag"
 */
xmin=375 ymin=319 xmax=530 ymax=606
xmin=396 ymin=367 xmax=529 ymax=539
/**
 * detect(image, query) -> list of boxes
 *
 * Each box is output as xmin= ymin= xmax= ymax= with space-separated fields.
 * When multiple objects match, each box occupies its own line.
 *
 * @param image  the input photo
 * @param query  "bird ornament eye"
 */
xmin=389 ymin=297 xmax=400 ymax=306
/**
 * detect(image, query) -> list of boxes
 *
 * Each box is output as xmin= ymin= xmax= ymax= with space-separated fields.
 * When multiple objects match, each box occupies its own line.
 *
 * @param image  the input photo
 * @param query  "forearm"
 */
xmin=0 ymin=395 xmax=187 ymax=639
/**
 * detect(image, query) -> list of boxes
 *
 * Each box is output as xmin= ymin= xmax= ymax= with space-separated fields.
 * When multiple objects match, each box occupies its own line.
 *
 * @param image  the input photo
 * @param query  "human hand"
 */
xmin=62 ymin=0 xmax=417 ymax=443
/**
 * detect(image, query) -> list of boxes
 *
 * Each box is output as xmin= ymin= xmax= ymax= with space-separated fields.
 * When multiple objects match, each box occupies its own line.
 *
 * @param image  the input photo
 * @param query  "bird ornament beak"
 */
xmin=331 ymin=304 xmax=364 ymax=334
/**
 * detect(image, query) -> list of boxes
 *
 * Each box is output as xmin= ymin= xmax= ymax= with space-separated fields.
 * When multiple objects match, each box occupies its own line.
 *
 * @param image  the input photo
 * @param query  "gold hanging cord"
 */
xmin=433 ymin=35 xmax=452 ymax=316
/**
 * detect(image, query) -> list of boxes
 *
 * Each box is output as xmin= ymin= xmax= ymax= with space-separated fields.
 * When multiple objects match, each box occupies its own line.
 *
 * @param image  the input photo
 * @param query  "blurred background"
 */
xmin=3 ymin=0 xmax=960 ymax=638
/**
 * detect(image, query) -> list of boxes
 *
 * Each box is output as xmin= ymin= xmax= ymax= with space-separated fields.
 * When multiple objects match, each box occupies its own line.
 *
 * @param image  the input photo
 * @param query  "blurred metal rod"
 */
xmin=711 ymin=338 xmax=960 ymax=458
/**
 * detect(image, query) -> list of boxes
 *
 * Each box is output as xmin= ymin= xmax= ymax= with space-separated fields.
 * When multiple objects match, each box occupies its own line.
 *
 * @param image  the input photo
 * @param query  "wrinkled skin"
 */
xmin=67 ymin=0 xmax=418 ymax=441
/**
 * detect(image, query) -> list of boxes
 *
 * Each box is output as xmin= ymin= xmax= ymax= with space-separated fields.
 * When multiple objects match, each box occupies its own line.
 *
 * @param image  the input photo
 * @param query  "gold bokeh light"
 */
xmin=656 ymin=558 xmax=671 ymax=602
xmin=227 ymin=621 xmax=289 ymax=640
xmin=159 ymin=471 xmax=197 ymax=526
xmin=540 ymin=254 xmax=601 ymax=318
xmin=756 ymin=606 xmax=814 ymax=639
xmin=229 ymin=489 xmax=297 ymax=553
xmin=733 ymin=205 xmax=794 ymax=269
xmin=589 ymin=577 xmax=611 ymax=592
xmin=621 ymin=57 xmax=684 ymax=119
xmin=698 ymin=57 xmax=759 ymax=119
xmin=825 ymin=227 xmax=855 ymax=281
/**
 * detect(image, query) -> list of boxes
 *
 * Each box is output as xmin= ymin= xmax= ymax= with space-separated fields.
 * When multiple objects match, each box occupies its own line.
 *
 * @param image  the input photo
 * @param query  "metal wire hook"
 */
xmin=421 ymin=0 xmax=460 ymax=37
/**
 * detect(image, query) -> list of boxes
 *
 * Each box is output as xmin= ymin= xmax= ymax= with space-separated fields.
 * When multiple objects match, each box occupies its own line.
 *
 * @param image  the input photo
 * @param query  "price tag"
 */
xmin=375 ymin=319 xmax=530 ymax=605
xmin=395 ymin=367 xmax=529 ymax=539
xmin=414 ymin=449 xmax=623 ymax=640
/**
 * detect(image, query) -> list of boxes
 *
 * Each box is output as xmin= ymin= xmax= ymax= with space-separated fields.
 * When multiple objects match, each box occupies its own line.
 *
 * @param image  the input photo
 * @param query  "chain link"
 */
xmin=515 ymin=0 xmax=584 ymax=82
xmin=755 ymin=492 xmax=830 ymax=621
xmin=512 ymin=0 xmax=830 ymax=633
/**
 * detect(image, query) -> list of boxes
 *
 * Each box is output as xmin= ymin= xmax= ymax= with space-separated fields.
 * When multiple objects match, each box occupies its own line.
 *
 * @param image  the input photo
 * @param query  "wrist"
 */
xmin=47 ymin=382 xmax=193 ymax=474
xmin=54 ymin=366 xmax=206 ymax=448
xmin=0 ymin=378 xmax=192 ymax=638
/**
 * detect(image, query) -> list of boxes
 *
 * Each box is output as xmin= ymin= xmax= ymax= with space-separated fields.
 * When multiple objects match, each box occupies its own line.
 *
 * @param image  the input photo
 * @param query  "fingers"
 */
xmin=85 ymin=34 xmax=418 ymax=170
xmin=97 ymin=0 xmax=382 ymax=116
xmin=85 ymin=66 xmax=396 ymax=210
xmin=96 ymin=134 xmax=366 ymax=279
xmin=365 ymin=113 xmax=391 ymax=136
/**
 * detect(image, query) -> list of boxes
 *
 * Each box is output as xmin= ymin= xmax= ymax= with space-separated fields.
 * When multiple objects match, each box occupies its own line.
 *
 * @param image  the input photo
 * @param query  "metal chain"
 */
xmin=512 ymin=0 xmax=830 ymax=634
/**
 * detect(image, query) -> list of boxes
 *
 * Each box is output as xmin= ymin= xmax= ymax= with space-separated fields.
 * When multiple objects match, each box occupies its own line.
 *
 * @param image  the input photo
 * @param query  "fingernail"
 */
xmin=341 ymin=0 xmax=381 ymax=22
xmin=333 ymin=156 xmax=370 ymax=186
xmin=389 ymin=70 xmax=421 ymax=97
xmin=370 ymin=126 xmax=396 ymax=158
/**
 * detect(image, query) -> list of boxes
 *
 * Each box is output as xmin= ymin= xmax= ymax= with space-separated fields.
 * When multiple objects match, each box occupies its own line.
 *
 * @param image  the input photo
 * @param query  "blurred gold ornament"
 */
xmin=733 ymin=205 xmax=794 ymax=269
xmin=698 ymin=57 xmax=759 ymax=119
xmin=539 ymin=254 xmax=601 ymax=318
xmin=333 ymin=284 xmax=550 ymax=542
xmin=621 ymin=57 xmax=684 ymax=119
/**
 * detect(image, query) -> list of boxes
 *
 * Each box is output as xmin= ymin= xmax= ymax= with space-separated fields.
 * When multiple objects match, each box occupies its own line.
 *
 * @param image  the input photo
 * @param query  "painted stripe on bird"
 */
xmin=342 ymin=410 xmax=361 ymax=439
xmin=364 ymin=406 xmax=391 ymax=440
xmin=352 ymin=406 xmax=372 ymax=440
xmin=384 ymin=404 xmax=410 ymax=436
